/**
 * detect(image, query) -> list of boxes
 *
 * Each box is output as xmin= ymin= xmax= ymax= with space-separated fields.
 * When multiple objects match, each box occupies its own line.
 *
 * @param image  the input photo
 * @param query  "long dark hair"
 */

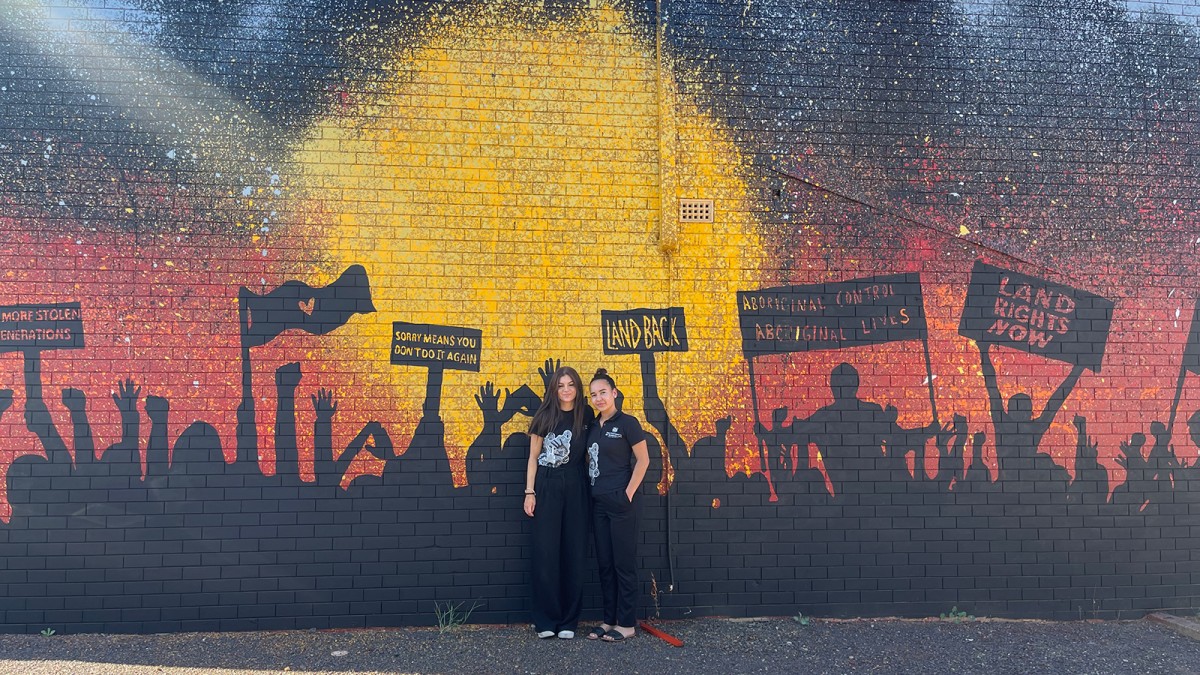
xmin=529 ymin=366 xmax=587 ymax=439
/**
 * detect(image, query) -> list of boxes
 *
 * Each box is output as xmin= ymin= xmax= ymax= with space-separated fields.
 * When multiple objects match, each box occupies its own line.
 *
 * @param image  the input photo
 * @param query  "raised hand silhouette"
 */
xmin=103 ymin=378 xmax=142 ymax=477
xmin=538 ymin=358 xmax=562 ymax=396
xmin=467 ymin=381 xmax=535 ymax=491
xmin=313 ymin=388 xmax=338 ymax=419
xmin=112 ymin=378 xmax=141 ymax=416
xmin=312 ymin=388 xmax=340 ymax=487
xmin=475 ymin=381 xmax=506 ymax=426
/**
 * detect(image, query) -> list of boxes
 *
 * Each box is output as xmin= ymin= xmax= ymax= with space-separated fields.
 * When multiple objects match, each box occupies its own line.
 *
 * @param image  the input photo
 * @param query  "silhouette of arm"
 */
xmin=1038 ymin=364 xmax=1085 ymax=428
xmin=108 ymin=378 xmax=141 ymax=452
xmin=641 ymin=356 xmax=687 ymax=456
xmin=62 ymin=388 xmax=94 ymax=463
xmin=22 ymin=353 xmax=68 ymax=459
xmin=979 ymin=342 xmax=1005 ymax=428
xmin=339 ymin=421 xmax=391 ymax=484
xmin=145 ymin=395 xmax=170 ymax=477
xmin=312 ymin=388 xmax=338 ymax=484
xmin=467 ymin=382 xmax=506 ymax=486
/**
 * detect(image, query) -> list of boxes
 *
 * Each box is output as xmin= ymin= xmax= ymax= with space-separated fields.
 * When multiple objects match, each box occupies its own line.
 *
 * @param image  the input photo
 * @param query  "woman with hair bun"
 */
xmin=584 ymin=368 xmax=649 ymax=642
xmin=524 ymin=366 xmax=594 ymax=639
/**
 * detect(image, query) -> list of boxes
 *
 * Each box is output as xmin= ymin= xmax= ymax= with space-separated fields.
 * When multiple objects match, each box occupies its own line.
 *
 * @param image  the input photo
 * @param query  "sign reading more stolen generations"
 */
xmin=958 ymin=260 xmax=1114 ymax=372
xmin=391 ymin=322 xmax=482 ymax=372
xmin=0 ymin=302 xmax=85 ymax=352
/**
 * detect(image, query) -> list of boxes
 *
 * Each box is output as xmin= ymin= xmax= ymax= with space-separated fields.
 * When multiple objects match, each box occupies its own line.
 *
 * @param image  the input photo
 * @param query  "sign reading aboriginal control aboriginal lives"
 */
xmin=0 ymin=302 xmax=84 ymax=352
xmin=391 ymin=322 xmax=482 ymax=372
xmin=601 ymin=307 xmax=689 ymax=355
xmin=958 ymin=260 xmax=1114 ymax=372
xmin=737 ymin=274 xmax=927 ymax=357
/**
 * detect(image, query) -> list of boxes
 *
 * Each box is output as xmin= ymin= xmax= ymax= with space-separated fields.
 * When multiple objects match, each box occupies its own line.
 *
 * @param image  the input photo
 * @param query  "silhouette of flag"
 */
xmin=239 ymin=265 xmax=375 ymax=348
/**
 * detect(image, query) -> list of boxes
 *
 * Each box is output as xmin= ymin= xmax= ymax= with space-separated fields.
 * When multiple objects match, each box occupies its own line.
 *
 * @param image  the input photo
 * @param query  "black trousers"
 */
xmin=530 ymin=465 xmax=589 ymax=633
xmin=591 ymin=488 xmax=640 ymax=628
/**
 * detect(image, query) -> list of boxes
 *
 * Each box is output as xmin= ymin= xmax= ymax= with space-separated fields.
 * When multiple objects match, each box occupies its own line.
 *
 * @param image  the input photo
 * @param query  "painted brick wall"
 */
xmin=0 ymin=0 xmax=1197 ymax=633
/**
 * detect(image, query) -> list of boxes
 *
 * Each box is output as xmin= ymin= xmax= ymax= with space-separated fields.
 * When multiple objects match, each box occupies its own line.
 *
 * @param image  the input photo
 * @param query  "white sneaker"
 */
xmin=557 ymin=630 xmax=575 ymax=639
xmin=537 ymin=630 xmax=556 ymax=639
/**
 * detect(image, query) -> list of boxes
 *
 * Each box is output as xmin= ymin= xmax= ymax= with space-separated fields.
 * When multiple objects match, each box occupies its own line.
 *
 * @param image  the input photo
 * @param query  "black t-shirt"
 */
xmin=586 ymin=411 xmax=647 ymax=492
xmin=535 ymin=406 xmax=595 ymax=470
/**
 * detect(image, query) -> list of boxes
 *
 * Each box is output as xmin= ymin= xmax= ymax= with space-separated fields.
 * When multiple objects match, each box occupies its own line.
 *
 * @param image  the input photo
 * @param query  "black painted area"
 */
xmin=0 ymin=391 xmax=1197 ymax=633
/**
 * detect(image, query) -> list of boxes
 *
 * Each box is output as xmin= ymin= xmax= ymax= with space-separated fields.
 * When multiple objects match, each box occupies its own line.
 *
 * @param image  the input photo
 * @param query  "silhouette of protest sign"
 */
xmin=391 ymin=322 xmax=483 ymax=372
xmin=736 ymin=274 xmax=926 ymax=356
xmin=392 ymin=321 xmax=483 ymax=483
xmin=601 ymin=307 xmax=688 ymax=355
xmin=236 ymin=266 xmax=376 ymax=470
xmin=958 ymin=260 xmax=1113 ymax=372
xmin=0 ymin=302 xmax=84 ymax=352
xmin=600 ymin=308 xmax=689 ymax=496
xmin=0 ymin=302 xmax=85 ymax=457
xmin=1166 ymin=299 xmax=1200 ymax=444
xmin=737 ymin=274 xmax=934 ymax=490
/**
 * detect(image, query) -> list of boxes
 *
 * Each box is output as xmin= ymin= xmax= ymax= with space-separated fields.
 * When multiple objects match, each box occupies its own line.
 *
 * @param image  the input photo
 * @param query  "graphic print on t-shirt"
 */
xmin=538 ymin=429 xmax=573 ymax=468
xmin=588 ymin=443 xmax=600 ymax=485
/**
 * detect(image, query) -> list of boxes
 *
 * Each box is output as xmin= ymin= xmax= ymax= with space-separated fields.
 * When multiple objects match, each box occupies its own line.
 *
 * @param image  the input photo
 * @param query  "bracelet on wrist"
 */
xmin=524 ymin=489 xmax=535 ymax=495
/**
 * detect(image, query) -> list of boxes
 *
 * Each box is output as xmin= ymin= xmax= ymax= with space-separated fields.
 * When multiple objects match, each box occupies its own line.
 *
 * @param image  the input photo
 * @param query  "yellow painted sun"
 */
xmin=292 ymin=3 xmax=763 ymax=483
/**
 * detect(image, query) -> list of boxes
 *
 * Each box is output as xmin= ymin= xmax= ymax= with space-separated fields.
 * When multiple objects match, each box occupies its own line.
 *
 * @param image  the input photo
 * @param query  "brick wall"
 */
xmin=0 ymin=0 xmax=1196 ymax=633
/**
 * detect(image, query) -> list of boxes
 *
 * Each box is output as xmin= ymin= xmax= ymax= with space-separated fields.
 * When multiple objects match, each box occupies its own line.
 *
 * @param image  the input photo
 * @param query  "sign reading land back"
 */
xmin=0 ymin=302 xmax=85 ymax=352
xmin=737 ymin=273 xmax=927 ymax=356
xmin=391 ymin=322 xmax=482 ymax=372
xmin=958 ymin=260 xmax=1113 ymax=372
xmin=601 ymin=307 xmax=688 ymax=354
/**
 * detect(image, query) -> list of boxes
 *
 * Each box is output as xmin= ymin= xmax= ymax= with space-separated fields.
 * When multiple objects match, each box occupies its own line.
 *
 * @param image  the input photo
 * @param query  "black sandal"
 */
xmin=587 ymin=626 xmax=608 ymax=640
xmin=601 ymin=629 xmax=633 ymax=642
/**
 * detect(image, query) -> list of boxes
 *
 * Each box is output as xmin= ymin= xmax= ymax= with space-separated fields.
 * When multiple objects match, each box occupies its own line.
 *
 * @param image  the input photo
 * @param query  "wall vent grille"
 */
xmin=679 ymin=199 xmax=714 ymax=223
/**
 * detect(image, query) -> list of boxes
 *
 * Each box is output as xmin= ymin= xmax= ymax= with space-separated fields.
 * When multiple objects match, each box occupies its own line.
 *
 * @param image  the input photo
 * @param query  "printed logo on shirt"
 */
xmin=588 ymin=443 xmax=600 ymax=486
xmin=538 ymin=430 xmax=572 ymax=468
xmin=604 ymin=428 xmax=623 ymax=439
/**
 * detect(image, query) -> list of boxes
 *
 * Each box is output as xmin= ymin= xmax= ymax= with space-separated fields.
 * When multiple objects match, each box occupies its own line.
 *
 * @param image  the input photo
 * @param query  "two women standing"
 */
xmin=524 ymin=367 xmax=649 ymax=642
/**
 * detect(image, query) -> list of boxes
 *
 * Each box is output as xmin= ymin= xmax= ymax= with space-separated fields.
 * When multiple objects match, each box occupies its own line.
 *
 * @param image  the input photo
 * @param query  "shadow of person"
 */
xmin=1110 ymin=432 xmax=1148 ymax=508
xmin=792 ymin=363 xmax=935 ymax=499
xmin=979 ymin=342 xmax=1083 ymax=485
xmin=171 ymin=421 xmax=226 ymax=477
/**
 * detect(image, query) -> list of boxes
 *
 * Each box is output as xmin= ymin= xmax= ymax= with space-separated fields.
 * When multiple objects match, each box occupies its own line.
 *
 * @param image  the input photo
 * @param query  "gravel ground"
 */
xmin=0 ymin=616 xmax=1198 ymax=675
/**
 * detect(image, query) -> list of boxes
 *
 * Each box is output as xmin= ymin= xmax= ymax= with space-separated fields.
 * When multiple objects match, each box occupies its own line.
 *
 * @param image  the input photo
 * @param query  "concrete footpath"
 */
xmin=1 ymin=614 xmax=1198 ymax=674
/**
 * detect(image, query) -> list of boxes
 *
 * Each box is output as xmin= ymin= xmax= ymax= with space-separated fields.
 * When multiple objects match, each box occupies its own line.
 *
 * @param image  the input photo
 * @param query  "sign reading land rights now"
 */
xmin=958 ymin=260 xmax=1113 ymax=372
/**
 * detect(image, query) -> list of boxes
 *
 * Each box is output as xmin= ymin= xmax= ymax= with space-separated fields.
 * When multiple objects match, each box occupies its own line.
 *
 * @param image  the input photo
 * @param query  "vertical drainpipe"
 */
xmin=655 ymin=0 xmax=678 ymax=594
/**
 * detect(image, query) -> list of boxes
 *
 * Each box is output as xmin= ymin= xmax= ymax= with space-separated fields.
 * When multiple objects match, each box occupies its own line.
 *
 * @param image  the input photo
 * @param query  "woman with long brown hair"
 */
xmin=524 ymin=365 xmax=594 ymax=639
